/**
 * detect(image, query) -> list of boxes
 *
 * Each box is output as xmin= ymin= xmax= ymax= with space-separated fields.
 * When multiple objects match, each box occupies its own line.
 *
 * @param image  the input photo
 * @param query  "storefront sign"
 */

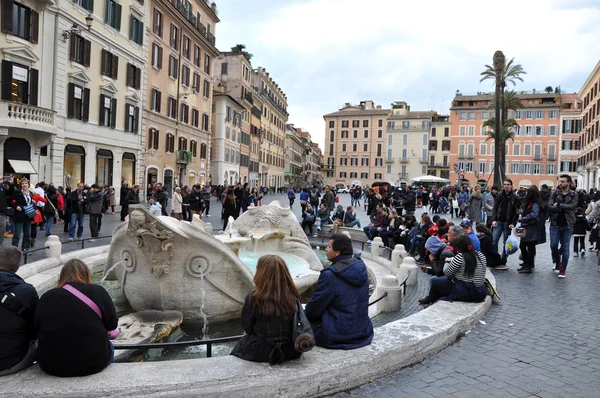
xmin=104 ymin=97 xmax=111 ymax=108
xmin=12 ymin=65 xmax=28 ymax=82
xmin=74 ymin=87 xmax=82 ymax=99
xmin=128 ymin=106 xmax=134 ymax=116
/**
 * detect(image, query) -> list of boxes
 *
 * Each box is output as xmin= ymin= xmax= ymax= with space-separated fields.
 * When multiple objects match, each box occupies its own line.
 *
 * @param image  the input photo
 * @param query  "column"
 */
xmin=85 ymin=142 xmax=96 ymax=185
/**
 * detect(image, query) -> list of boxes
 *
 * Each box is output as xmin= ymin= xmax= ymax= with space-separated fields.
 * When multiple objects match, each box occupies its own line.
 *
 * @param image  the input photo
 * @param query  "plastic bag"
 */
xmin=505 ymin=230 xmax=519 ymax=256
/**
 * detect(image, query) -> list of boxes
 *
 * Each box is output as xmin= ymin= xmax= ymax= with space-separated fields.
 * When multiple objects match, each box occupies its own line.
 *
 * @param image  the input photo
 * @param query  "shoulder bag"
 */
xmin=63 ymin=284 xmax=120 ymax=339
xmin=292 ymin=299 xmax=315 ymax=353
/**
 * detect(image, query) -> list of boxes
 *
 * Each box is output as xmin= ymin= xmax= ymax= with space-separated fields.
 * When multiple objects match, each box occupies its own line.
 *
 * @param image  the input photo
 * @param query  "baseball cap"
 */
xmin=460 ymin=219 xmax=472 ymax=228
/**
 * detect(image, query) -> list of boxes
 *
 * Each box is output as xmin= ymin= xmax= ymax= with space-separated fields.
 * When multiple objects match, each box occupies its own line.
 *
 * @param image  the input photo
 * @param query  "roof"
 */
xmin=323 ymin=108 xmax=391 ymax=118
xmin=213 ymin=92 xmax=245 ymax=110
xmin=453 ymin=92 xmax=558 ymax=101
xmin=388 ymin=111 xmax=436 ymax=120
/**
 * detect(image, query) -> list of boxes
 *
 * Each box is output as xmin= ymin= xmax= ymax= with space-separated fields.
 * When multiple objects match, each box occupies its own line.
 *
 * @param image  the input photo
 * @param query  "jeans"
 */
xmin=108 ymin=341 xmax=115 ymax=365
xmin=520 ymin=241 xmax=536 ymax=267
xmin=573 ymin=236 xmax=585 ymax=252
xmin=0 ymin=214 xmax=5 ymax=245
xmin=204 ymin=198 xmax=211 ymax=216
xmin=89 ymin=213 xmax=101 ymax=238
xmin=550 ymin=226 xmax=573 ymax=270
xmin=363 ymin=226 xmax=379 ymax=240
xmin=69 ymin=212 xmax=85 ymax=239
xmin=347 ymin=220 xmax=361 ymax=228
xmin=45 ymin=216 xmax=54 ymax=234
xmin=12 ymin=221 xmax=31 ymax=250
xmin=492 ymin=221 xmax=511 ymax=256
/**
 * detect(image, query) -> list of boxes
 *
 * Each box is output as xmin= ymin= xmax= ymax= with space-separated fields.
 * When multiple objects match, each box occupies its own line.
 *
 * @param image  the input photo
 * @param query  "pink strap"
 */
xmin=62 ymin=284 xmax=102 ymax=318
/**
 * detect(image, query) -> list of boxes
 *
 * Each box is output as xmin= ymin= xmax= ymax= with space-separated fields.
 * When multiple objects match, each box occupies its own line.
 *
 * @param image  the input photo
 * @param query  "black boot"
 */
xmin=518 ymin=265 xmax=532 ymax=274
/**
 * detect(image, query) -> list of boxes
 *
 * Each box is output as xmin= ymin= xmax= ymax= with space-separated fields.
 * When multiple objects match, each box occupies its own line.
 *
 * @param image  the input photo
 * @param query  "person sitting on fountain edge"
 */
xmin=305 ymin=234 xmax=373 ymax=349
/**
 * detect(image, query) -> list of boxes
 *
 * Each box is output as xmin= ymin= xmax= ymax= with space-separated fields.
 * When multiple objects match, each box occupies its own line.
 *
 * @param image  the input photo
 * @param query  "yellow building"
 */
xmin=428 ymin=115 xmax=451 ymax=179
xmin=143 ymin=0 xmax=219 ymax=192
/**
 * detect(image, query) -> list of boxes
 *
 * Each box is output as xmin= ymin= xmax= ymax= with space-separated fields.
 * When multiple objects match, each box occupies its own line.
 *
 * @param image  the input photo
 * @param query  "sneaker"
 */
xmin=4 ymin=232 xmax=13 ymax=238
xmin=574 ymin=252 xmax=579 ymax=257
xmin=68 ymin=238 xmax=73 ymax=242
xmin=89 ymin=239 xmax=97 ymax=242
xmin=206 ymin=214 xmax=211 ymax=217
xmin=494 ymin=265 xmax=509 ymax=270
xmin=558 ymin=268 xmax=566 ymax=278
xmin=367 ymin=240 xmax=372 ymax=244
xmin=418 ymin=296 xmax=431 ymax=304
xmin=518 ymin=267 xmax=532 ymax=274
xmin=77 ymin=236 xmax=83 ymax=240
xmin=581 ymin=249 xmax=585 ymax=257
xmin=554 ymin=262 xmax=561 ymax=273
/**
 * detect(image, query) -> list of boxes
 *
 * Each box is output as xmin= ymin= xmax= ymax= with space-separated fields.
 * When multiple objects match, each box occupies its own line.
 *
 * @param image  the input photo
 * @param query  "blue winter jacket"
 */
xmin=300 ymin=191 xmax=309 ymax=201
xmin=305 ymin=254 xmax=373 ymax=350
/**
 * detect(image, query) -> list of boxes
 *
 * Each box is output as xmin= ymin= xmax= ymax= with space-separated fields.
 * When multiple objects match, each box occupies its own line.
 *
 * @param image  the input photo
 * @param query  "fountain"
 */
xmin=104 ymin=202 xmax=323 ymax=322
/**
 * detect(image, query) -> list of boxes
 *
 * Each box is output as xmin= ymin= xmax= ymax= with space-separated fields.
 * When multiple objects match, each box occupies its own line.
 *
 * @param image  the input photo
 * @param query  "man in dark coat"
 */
xmin=119 ymin=182 xmax=129 ymax=222
xmin=188 ymin=185 xmax=204 ymax=219
xmin=491 ymin=178 xmax=520 ymax=259
xmin=404 ymin=187 xmax=416 ymax=215
xmin=86 ymin=184 xmax=104 ymax=240
xmin=322 ymin=185 xmax=335 ymax=214
xmin=0 ymin=247 xmax=38 ymax=375
xmin=154 ymin=183 xmax=168 ymax=216
xmin=305 ymin=234 xmax=373 ymax=349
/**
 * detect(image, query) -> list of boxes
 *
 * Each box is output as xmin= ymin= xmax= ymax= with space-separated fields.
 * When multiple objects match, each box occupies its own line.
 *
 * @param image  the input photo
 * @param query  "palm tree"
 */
xmin=545 ymin=86 xmax=553 ymax=93
xmin=483 ymin=118 xmax=519 ymax=180
xmin=480 ymin=51 xmax=526 ymax=186
xmin=230 ymin=44 xmax=253 ymax=62
xmin=488 ymin=90 xmax=525 ymax=126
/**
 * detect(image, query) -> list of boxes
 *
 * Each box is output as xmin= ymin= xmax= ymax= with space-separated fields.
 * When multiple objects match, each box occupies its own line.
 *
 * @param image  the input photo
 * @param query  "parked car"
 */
xmin=337 ymin=186 xmax=350 ymax=193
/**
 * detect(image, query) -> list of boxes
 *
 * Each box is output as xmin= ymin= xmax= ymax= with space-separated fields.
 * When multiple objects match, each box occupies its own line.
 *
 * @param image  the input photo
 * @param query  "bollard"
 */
xmin=393 ymin=244 xmax=405 ymax=252
xmin=376 ymin=275 xmax=402 ymax=313
xmin=391 ymin=247 xmax=404 ymax=268
xmin=399 ymin=256 xmax=419 ymax=286
xmin=44 ymin=235 xmax=62 ymax=265
xmin=370 ymin=237 xmax=384 ymax=258
xmin=341 ymin=231 xmax=351 ymax=239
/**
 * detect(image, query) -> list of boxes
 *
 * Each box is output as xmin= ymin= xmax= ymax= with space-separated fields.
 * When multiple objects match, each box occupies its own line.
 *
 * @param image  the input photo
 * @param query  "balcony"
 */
xmin=429 ymin=162 xmax=443 ymax=168
xmin=387 ymin=125 xmax=430 ymax=132
xmin=547 ymin=154 xmax=556 ymax=161
xmin=386 ymin=157 xmax=394 ymax=163
xmin=420 ymin=158 xmax=428 ymax=163
xmin=399 ymin=157 xmax=409 ymax=163
xmin=170 ymin=0 xmax=216 ymax=47
xmin=244 ymin=92 xmax=253 ymax=105
xmin=176 ymin=150 xmax=192 ymax=164
xmin=466 ymin=153 xmax=475 ymax=159
xmin=262 ymin=89 xmax=289 ymax=117
xmin=458 ymin=153 xmax=466 ymax=159
xmin=399 ymin=173 xmax=408 ymax=179
xmin=1 ymin=101 xmax=55 ymax=130
xmin=533 ymin=154 xmax=542 ymax=161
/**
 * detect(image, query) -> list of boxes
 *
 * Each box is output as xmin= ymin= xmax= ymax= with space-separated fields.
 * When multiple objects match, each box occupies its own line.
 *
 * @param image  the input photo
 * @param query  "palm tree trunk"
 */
xmin=493 ymin=51 xmax=505 ymax=187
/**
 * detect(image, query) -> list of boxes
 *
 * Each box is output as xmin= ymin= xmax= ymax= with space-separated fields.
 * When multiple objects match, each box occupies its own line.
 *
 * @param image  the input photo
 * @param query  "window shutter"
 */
xmin=83 ymin=40 xmax=91 ymax=67
xmin=1 ymin=60 xmax=12 ymax=101
xmin=156 ymin=91 xmax=161 ymax=113
xmin=101 ymin=49 xmax=106 ymax=75
xmin=1 ymin=0 xmax=14 ymax=34
xmin=110 ymin=98 xmax=117 ymax=128
xmin=70 ymin=36 xmax=76 ymax=61
xmin=115 ymin=3 xmax=122 ymax=31
xmin=154 ymin=130 xmax=159 ymax=149
xmin=67 ymin=83 xmax=75 ymax=118
xmin=111 ymin=54 xmax=118 ymax=79
xmin=105 ymin=0 xmax=110 ymax=22
xmin=31 ymin=10 xmax=39 ymax=44
xmin=135 ymin=67 xmax=141 ymax=89
xmin=157 ymin=46 xmax=163 ymax=69
xmin=137 ymin=21 xmax=143 ymax=45
xmin=129 ymin=16 xmax=134 ymax=40
xmin=126 ymin=63 xmax=132 ymax=87
xmin=82 ymin=88 xmax=90 ymax=122
xmin=134 ymin=106 xmax=139 ymax=133
xmin=124 ymin=104 xmax=130 ymax=131
xmin=29 ymin=68 xmax=38 ymax=106
xmin=99 ymin=94 xmax=106 ymax=126
xmin=151 ymin=45 xmax=156 ymax=67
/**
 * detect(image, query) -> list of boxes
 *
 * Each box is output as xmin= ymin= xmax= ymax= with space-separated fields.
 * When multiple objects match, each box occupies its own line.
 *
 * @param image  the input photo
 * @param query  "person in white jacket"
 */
xmin=172 ymin=187 xmax=183 ymax=220
xmin=148 ymin=198 xmax=162 ymax=216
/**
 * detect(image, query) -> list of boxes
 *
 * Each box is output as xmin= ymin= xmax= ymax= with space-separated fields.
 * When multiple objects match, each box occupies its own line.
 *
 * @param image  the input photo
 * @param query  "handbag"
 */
xmin=46 ymin=198 xmax=59 ymax=219
xmin=23 ymin=203 xmax=36 ymax=219
xmin=292 ymin=299 xmax=315 ymax=353
xmin=62 ymin=284 xmax=120 ymax=339
xmin=306 ymin=214 xmax=315 ymax=222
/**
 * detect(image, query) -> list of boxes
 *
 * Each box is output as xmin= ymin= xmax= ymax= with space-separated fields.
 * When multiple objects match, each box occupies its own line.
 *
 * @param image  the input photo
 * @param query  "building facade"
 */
xmin=449 ymin=91 xmax=562 ymax=188
xmin=577 ymin=60 xmax=600 ymax=190
xmin=1 ymin=0 xmax=148 ymax=196
xmin=323 ymin=100 xmax=389 ymax=187
xmin=428 ymin=115 xmax=451 ymax=179
xmin=385 ymin=101 xmax=434 ymax=185
xmin=142 ymin=0 xmax=219 ymax=193
xmin=558 ymin=94 xmax=582 ymax=185
xmin=284 ymin=124 xmax=304 ymax=189
xmin=210 ymin=90 xmax=244 ymax=186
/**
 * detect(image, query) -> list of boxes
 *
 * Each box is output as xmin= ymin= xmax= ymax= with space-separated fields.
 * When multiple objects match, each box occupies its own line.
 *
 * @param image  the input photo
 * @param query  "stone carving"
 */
xmin=127 ymin=209 xmax=175 ymax=277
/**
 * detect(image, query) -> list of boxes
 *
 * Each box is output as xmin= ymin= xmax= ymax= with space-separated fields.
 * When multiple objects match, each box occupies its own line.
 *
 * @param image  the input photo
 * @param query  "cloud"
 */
xmin=215 ymin=0 xmax=600 ymax=149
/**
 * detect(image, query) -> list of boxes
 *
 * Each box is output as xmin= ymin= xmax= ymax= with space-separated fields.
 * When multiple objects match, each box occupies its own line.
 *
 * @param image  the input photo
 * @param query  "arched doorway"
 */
xmin=164 ymin=169 xmax=173 ymax=193
xmin=64 ymin=144 xmax=86 ymax=187
xmin=122 ymin=152 xmax=136 ymax=187
xmin=146 ymin=167 xmax=158 ymax=201
xmin=3 ymin=137 xmax=35 ymax=181
xmin=96 ymin=149 xmax=113 ymax=187
xmin=188 ymin=171 xmax=195 ymax=187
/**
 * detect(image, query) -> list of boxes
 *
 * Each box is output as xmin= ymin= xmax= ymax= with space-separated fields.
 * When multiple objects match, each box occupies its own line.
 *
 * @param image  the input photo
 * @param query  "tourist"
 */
xmin=250 ymin=187 xmax=262 ymax=206
xmin=363 ymin=203 xmax=386 ymax=242
xmin=458 ymin=187 xmax=468 ymax=218
xmin=475 ymin=224 xmax=506 ymax=269
xmin=427 ymin=235 xmax=487 ymax=303
xmin=299 ymin=188 xmax=309 ymax=213
xmin=573 ymin=207 xmax=588 ymax=257
xmin=316 ymin=203 xmax=331 ymax=231
xmin=287 ymin=186 xmax=296 ymax=208
xmin=107 ymin=186 xmax=116 ymax=214
xmin=154 ymin=183 xmax=168 ymax=216
xmin=467 ymin=186 xmax=483 ymax=225
xmin=0 ymin=247 xmax=38 ymax=376
xmin=343 ymin=206 xmax=361 ymax=228
xmin=222 ymin=190 xmax=237 ymax=230
xmin=202 ymin=184 xmax=212 ymax=217
xmin=380 ymin=209 xmax=401 ymax=248
xmin=305 ymin=234 xmax=373 ymax=349
xmin=331 ymin=204 xmax=345 ymax=233
xmin=231 ymin=255 xmax=303 ymax=364
xmin=548 ymin=174 xmax=577 ymax=278
xmin=34 ymin=259 xmax=118 ymax=377
xmin=484 ymin=186 xmax=498 ymax=228
xmin=516 ymin=186 xmax=545 ymax=274
xmin=148 ymin=198 xmax=162 ymax=216
xmin=68 ymin=183 xmax=87 ymax=241
xmin=172 ymin=187 xmax=183 ymax=220
xmin=309 ymin=186 xmax=320 ymax=209
xmin=87 ymin=184 xmax=104 ymax=241
xmin=409 ymin=214 xmax=434 ymax=262
xmin=8 ymin=178 xmax=35 ymax=251
xmin=403 ymin=186 xmax=416 ymax=215
xmin=459 ymin=219 xmax=481 ymax=251
xmin=301 ymin=203 xmax=316 ymax=235
xmin=40 ymin=185 xmax=58 ymax=237
xmin=491 ymin=178 xmax=520 ymax=260
xmin=62 ymin=187 xmax=72 ymax=233
xmin=122 ymin=185 xmax=140 ymax=220
xmin=189 ymin=185 xmax=204 ymax=219
xmin=322 ymin=186 xmax=335 ymax=215
xmin=120 ymin=182 xmax=130 ymax=221
xmin=240 ymin=183 xmax=251 ymax=213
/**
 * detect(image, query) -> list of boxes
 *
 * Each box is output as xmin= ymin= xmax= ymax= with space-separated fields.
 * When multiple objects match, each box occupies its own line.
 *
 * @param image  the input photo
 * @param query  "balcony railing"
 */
xmin=399 ymin=157 xmax=409 ymax=163
xmin=386 ymin=157 xmax=394 ymax=163
xmin=399 ymin=173 xmax=408 ymax=178
xmin=2 ymin=101 xmax=55 ymax=126
xmin=429 ymin=162 xmax=443 ymax=167
xmin=244 ymin=92 xmax=253 ymax=105
xmin=387 ymin=125 xmax=429 ymax=132
xmin=547 ymin=154 xmax=556 ymax=161
xmin=533 ymin=154 xmax=542 ymax=161
xmin=176 ymin=150 xmax=191 ymax=164
xmin=420 ymin=158 xmax=428 ymax=163
xmin=458 ymin=153 xmax=465 ymax=159
xmin=466 ymin=153 xmax=475 ymax=159
xmin=170 ymin=0 xmax=216 ymax=46
xmin=262 ymin=89 xmax=289 ymax=117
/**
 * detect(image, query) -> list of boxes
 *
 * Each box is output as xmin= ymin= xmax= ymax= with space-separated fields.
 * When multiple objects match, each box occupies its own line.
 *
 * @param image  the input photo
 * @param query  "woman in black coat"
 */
xmin=517 ymin=186 xmax=544 ymax=273
xmin=231 ymin=255 xmax=302 ymax=365
xmin=8 ymin=179 xmax=34 ymax=251
xmin=475 ymin=224 xmax=506 ymax=268
xmin=222 ymin=191 xmax=237 ymax=231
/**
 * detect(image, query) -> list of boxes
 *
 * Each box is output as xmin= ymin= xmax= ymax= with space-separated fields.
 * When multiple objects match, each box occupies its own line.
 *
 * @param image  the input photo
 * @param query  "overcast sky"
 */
xmin=215 ymin=0 xmax=600 ymax=149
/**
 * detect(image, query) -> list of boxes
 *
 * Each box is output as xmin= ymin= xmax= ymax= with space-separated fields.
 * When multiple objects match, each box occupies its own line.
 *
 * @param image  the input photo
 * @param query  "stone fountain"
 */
xmin=104 ymin=202 xmax=322 ymax=321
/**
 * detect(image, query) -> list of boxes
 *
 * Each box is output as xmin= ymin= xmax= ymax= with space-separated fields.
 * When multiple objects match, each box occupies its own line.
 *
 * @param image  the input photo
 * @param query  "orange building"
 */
xmin=449 ymin=91 xmax=565 ymax=188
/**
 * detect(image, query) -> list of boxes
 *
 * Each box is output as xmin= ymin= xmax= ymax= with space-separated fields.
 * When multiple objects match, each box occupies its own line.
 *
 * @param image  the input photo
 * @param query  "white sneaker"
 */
xmin=89 ymin=239 xmax=97 ymax=242
xmin=206 ymin=214 xmax=211 ymax=217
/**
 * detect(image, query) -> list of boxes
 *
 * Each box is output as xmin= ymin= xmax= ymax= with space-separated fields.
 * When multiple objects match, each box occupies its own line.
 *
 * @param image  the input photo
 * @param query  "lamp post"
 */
xmin=61 ymin=14 xmax=93 ymax=42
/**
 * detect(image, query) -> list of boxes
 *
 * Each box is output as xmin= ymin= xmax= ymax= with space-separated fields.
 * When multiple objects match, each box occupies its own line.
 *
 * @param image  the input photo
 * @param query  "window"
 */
xmin=478 ymin=161 xmax=486 ymax=174
xmin=69 ymin=35 xmax=91 ymax=67
xmin=549 ymin=110 xmax=558 ymax=119
xmin=101 ymin=50 xmax=119 ymax=79
xmin=126 ymin=63 xmax=141 ymax=89
xmin=468 ymin=112 xmax=476 ymax=120
xmin=151 ymin=43 xmax=163 ymax=69
xmin=364 ymin=130 xmax=368 ymax=138
xmin=220 ymin=62 xmax=228 ymax=75
xmin=401 ymin=148 xmax=407 ymax=161
xmin=99 ymin=94 xmax=117 ymax=128
xmin=191 ymin=140 xmax=197 ymax=157
xmin=387 ymin=134 xmax=393 ymax=145
xmin=170 ymin=24 xmax=178 ymax=49
xmin=180 ymin=103 xmax=189 ymax=124
xmin=363 ymin=120 xmax=369 ymax=127
xmin=340 ymin=130 xmax=347 ymax=139
xmin=524 ymin=143 xmax=531 ymax=156
xmin=402 ymin=121 xmax=410 ymax=129
xmin=363 ymin=143 xmax=368 ymax=151
xmin=193 ymin=45 xmax=201 ymax=68
xmin=342 ymin=120 xmax=348 ymax=128
xmin=353 ymin=130 xmax=358 ymax=138
xmin=514 ymin=111 xmax=521 ymax=119
xmin=459 ymin=112 xmax=467 ymax=121
xmin=351 ymin=157 xmax=358 ymax=165
xmin=514 ymin=125 xmax=521 ymax=136
xmin=191 ymin=109 xmax=199 ymax=127
xmin=513 ymin=142 xmax=520 ymax=156
xmin=339 ymin=158 xmax=347 ymax=166
xmin=535 ymin=110 xmax=544 ymax=119
xmin=124 ymin=104 xmax=139 ymax=133
xmin=481 ymin=111 xmax=488 ymax=120
xmin=422 ymin=134 xmax=428 ymax=145
xmin=547 ymin=163 xmax=556 ymax=175
xmin=361 ymin=157 xmax=369 ymax=166
xmin=148 ymin=128 xmax=159 ymax=149
xmin=167 ymin=97 xmax=177 ymax=118
xmin=341 ymin=143 xmax=346 ymax=152
xmin=165 ymin=133 xmax=175 ymax=153
xmin=129 ymin=16 xmax=143 ymax=45
xmin=378 ymin=130 xmax=382 ymax=138
xmin=192 ymin=72 xmax=200 ymax=92
xmin=387 ymin=148 xmax=392 ymax=161
xmin=533 ymin=163 xmax=542 ymax=174
xmin=479 ymin=142 xmax=487 ymax=155
xmin=203 ymin=79 xmax=210 ymax=98
xmin=6 ymin=1 xmax=39 ymax=43
xmin=204 ymin=54 xmax=210 ymax=74
xmin=168 ymin=55 xmax=178 ymax=78
xmin=511 ymin=162 xmax=520 ymax=174
xmin=67 ymin=83 xmax=90 ymax=121
xmin=178 ymin=136 xmax=187 ymax=151
xmin=202 ymin=113 xmax=209 ymax=131
xmin=352 ymin=120 xmax=359 ymax=128
xmin=459 ymin=126 xmax=466 ymax=136
xmin=525 ymin=111 xmax=533 ymax=119
xmin=525 ymin=125 xmax=533 ymax=136
xmin=183 ymin=36 xmax=190 ymax=59
xmin=444 ymin=127 xmax=449 ymax=137
xmin=468 ymin=126 xmax=475 ymax=136
xmin=105 ymin=0 xmax=122 ymax=31
xmin=153 ymin=8 xmax=163 ymax=37
xmin=402 ymin=134 xmax=408 ymax=146
xmin=522 ymin=164 xmax=531 ymax=174
xmin=200 ymin=142 xmax=207 ymax=158
xmin=74 ymin=0 xmax=94 ymax=12
xmin=181 ymin=64 xmax=190 ymax=86
xmin=150 ymin=89 xmax=161 ymax=112
xmin=328 ymin=121 xmax=334 ymax=128
xmin=535 ymin=125 xmax=544 ymax=136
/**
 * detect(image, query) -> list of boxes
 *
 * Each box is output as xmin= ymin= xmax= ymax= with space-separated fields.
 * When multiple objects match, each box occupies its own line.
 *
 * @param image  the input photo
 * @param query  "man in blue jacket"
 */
xmin=305 ymin=234 xmax=373 ymax=349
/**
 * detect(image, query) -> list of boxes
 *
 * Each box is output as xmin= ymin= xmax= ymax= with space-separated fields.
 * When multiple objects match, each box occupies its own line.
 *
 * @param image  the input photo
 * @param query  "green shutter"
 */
xmin=104 ymin=0 xmax=110 ymax=23
xmin=137 ymin=21 xmax=144 ymax=45
xmin=115 ymin=3 xmax=122 ymax=31
xmin=129 ymin=16 xmax=133 ymax=40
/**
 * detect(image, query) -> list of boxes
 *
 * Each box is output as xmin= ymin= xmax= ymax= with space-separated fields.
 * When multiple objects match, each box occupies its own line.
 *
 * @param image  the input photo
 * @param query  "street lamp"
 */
xmin=61 ymin=15 xmax=93 ymax=42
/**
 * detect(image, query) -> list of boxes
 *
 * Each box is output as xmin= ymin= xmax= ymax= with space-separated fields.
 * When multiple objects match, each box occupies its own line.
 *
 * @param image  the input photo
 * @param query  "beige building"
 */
xmin=428 ymin=115 xmax=451 ymax=179
xmin=385 ymin=101 xmax=434 ymax=185
xmin=210 ymin=89 xmax=244 ymax=186
xmin=323 ymin=100 xmax=390 ymax=187
xmin=1 ymin=0 xmax=148 ymax=194
xmin=143 ymin=0 xmax=219 ymax=192
xmin=285 ymin=124 xmax=304 ymax=188
xmin=252 ymin=67 xmax=288 ymax=189
xmin=577 ymin=60 xmax=600 ymax=190
xmin=296 ymin=127 xmax=323 ymax=187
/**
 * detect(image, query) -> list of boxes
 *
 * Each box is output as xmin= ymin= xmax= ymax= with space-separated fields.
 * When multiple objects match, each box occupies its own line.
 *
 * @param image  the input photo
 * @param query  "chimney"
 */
xmin=376 ymin=105 xmax=382 ymax=109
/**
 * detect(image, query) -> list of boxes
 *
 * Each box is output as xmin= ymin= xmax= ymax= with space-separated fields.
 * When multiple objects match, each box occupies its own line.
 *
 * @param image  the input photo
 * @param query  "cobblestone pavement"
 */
xmin=332 ymin=234 xmax=600 ymax=397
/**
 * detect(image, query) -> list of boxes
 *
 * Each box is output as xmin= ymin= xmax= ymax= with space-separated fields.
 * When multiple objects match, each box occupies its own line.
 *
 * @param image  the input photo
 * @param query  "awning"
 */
xmin=8 ymin=159 xmax=37 ymax=174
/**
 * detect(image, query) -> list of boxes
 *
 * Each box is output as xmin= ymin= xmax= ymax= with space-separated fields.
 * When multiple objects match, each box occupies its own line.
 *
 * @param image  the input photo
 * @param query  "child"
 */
xmin=148 ymin=198 xmax=162 ymax=216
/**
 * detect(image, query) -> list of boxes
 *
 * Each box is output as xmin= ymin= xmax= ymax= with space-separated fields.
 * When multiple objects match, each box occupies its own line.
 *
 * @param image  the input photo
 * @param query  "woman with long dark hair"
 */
xmin=34 ymin=259 xmax=118 ymax=377
xmin=517 ymin=186 xmax=544 ymax=274
xmin=428 ymin=235 xmax=487 ymax=303
xmin=231 ymin=255 xmax=302 ymax=364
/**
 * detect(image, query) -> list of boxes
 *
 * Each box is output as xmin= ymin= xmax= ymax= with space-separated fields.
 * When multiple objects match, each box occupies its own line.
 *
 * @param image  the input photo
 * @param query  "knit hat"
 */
xmin=425 ymin=236 xmax=445 ymax=256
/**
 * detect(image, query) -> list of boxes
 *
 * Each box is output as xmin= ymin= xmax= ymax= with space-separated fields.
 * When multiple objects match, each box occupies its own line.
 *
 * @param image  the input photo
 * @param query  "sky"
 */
xmin=214 ymin=0 xmax=600 ymax=149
